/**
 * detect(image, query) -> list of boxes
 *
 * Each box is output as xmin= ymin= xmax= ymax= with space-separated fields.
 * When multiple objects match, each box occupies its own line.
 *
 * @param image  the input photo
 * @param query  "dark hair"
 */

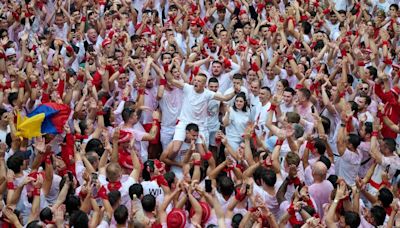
xmin=314 ymin=138 xmax=326 ymax=155
xmin=0 ymin=108 xmax=6 ymax=117
xmin=261 ymin=169 xmax=277 ymax=187
xmin=361 ymin=123 xmax=372 ymax=138
xmin=233 ymin=92 xmax=248 ymax=112
xmin=343 ymin=211 xmax=361 ymax=228
xmin=218 ymin=176 xmax=234 ymax=196
xmin=186 ymin=123 xmax=199 ymax=132
xmin=129 ymin=183 xmax=144 ymax=200
xmin=302 ymin=21 xmax=312 ymax=34
xmin=108 ymin=191 xmax=121 ymax=207
xmin=232 ymin=73 xmax=243 ymax=80
xmin=319 ymin=155 xmax=331 ymax=170
xmin=279 ymin=79 xmax=289 ymax=88
xmin=390 ymin=3 xmax=399 ymax=11
xmin=284 ymin=87 xmax=296 ymax=95
xmin=260 ymin=86 xmax=271 ymax=93
xmin=231 ymin=213 xmax=243 ymax=228
xmin=122 ymin=108 xmax=135 ymax=122
xmin=321 ymin=116 xmax=331 ymax=134
xmin=359 ymin=94 xmax=371 ymax=105
xmin=66 ymin=195 xmax=81 ymax=214
xmin=208 ymin=77 xmax=219 ymax=84
xmin=164 ymin=172 xmax=176 ymax=188
xmin=6 ymin=154 xmax=24 ymax=173
xmin=70 ymin=210 xmax=89 ymax=228
xmin=348 ymin=134 xmax=361 ymax=149
xmin=349 ymin=101 xmax=359 ymax=114
xmin=114 ymin=205 xmax=129 ymax=225
xmin=370 ymin=205 xmax=386 ymax=226
xmin=85 ymin=138 xmax=105 ymax=157
xmin=39 ymin=207 xmax=53 ymax=223
xmin=8 ymin=92 xmax=18 ymax=106
xmin=327 ymin=175 xmax=338 ymax=188
xmin=141 ymin=194 xmax=156 ymax=212
xmin=383 ymin=138 xmax=396 ymax=152
xmin=367 ymin=66 xmax=378 ymax=79
xmin=26 ymin=220 xmax=44 ymax=228
xmin=299 ymin=88 xmax=311 ymax=100
xmin=142 ymin=160 xmax=154 ymax=181
xmin=378 ymin=187 xmax=393 ymax=208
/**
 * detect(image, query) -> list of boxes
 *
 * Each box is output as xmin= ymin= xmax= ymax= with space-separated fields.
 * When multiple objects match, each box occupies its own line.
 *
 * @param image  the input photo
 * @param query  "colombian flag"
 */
xmin=16 ymin=103 xmax=71 ymax=139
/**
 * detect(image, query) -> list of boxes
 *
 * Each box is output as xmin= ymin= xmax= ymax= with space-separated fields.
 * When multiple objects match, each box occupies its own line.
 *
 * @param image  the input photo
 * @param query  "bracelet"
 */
xmin=33 ymin=188 xmax=41 ymax=196
xmin=0 ymin=52 xmax=5 ymax=59
xmin=160 ymin=78 xmax=167 ymax=86
xmin=7 ymin=182 xmax=15 ymax=190
xmin=323 ymin=8 xmax=330 ymax=15
xmin=119 ymin=66 xmax=125 ymax=74
xmin=268 ymin=104 xmax=277 ymax=112
xmin=193 ymin=160 xmax=201 ymax=166
xmin=138 ymin=88 xmax=145 ymax=95
xmin=25 ymin=56 xmax=33 ymax=62
xmin=276 ymin=139 xmax=283 ymax=146
xmin=19 ymin=81 xmax=25 ymax=88
xmin=202 ymin=151 xmax=213 ymax=161
xmin=371 ymin=131 xmax=379 ymax=137
xmin=81 ymin=16 xmax=87 ymax=22
xmin=30 ymin=81 xmax=38 ymax=88
xmin=96 ymin=111 xmax=106 ymax=116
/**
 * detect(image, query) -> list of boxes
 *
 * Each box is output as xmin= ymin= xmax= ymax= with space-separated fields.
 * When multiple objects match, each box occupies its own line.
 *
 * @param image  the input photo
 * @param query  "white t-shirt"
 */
xmin=225 ymin=107 xmax=250 ymax=141
xmin=178 ymin=84 xmax=216 ymax=128
xmin=335 ymin=149 xmax=362 ymax=186
xmin=253 ymin=101 xmax=276 ymax=138
xmin=169 ymin=142 xmax=190 ymax=180
xmin=224 ymin=86 xmax=249 ymax=107
xmin=159 ymin=88 xmax=183 ymax=129
xmin=207 ymin=97 xmax=221 ymax=132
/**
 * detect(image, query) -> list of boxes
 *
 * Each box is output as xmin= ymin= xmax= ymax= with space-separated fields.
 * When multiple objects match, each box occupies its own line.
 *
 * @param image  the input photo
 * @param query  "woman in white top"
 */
xmin=222 ymin=92 xmax=251 ymax=151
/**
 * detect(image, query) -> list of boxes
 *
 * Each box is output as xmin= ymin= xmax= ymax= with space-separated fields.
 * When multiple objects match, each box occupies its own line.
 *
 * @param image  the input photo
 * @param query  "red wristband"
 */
xmin=276 ymin=139 xmax=284 ymax=146
xmin=268 ymin=104 xmax=277 ymax=112
xmin=160 ymin=78 xmax=167 ymax=86
xmin=235 ymin=188 xmax=246 ymax=201
xmin=0 ymin=52 xmax=5 ymax=59
xmin=81 ymin=16 xmax=87 ymax=22
xmin=30 ymin=81 xmax=38 ymax=88
xmin=306 ymin=140 xmax=315 ymax=151
xmin=382 ymin=40 xmax=389 ymax=47
xmin=371 ymin=131 xmax=379 ymax=137
xmin=323 ymin=8 xmax=330 ymax=15
xmin=25 ymin=56 xmax=33 ymax=62
xmin=202 ymin=151 xmax=213 ymax=161
xmin=287 ymin=54 xmax=294 ymax=61
xmin=269 ymin=24 xmax=277 ymax=33
xmin=96 ymin=111 xmax=106 ymax=116
xmin=357 ymin=61 xmax=365 ymax=67
xmin=7 ymin=182 xmax=15 ymax=190
xmin=19 ymin=81 xmax=25 ymax=88
xmin=193 ymin=160 xmax=201 ymax=166
xmin=33 ymin=188 xmax=41 ymax=196
xmin=138 ymin=88 xmax=145 ymax=95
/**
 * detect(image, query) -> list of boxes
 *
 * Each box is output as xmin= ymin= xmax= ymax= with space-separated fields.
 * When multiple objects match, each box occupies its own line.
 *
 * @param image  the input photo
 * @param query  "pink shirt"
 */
xmin=308 ymin=180 xmax=334 ymax=217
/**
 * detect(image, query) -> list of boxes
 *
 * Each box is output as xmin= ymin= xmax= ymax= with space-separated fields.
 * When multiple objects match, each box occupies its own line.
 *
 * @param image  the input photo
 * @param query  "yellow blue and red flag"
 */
xmin=16 ymin=103 xmax=71 ymax=139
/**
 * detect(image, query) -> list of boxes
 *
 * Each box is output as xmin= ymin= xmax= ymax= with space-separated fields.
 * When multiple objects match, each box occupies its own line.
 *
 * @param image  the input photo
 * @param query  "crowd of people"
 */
xmin=0 ymin=0 xmax=400 ymax=227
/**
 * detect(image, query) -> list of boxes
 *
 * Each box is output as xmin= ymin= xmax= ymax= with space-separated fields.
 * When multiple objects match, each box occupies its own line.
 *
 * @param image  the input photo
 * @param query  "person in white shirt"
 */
xmin=207 ymin=77 xmax=222 ymax=150
xmin=222 ymin=92 xmax=251 ymax=151
xmin=254 ymin=86 xmax=276 ymax=140
xmin=223 ymin=73 xmax=249 ymax=106
xmin=280 ymin=87 xmax=295 ymax=114
xmin=164 ymin=70 xmax=240 ymax=158
xmin=205 ymin=60 xmax=241 ymax=93
xmin=355 ymin=94 xmax=374 ymax=122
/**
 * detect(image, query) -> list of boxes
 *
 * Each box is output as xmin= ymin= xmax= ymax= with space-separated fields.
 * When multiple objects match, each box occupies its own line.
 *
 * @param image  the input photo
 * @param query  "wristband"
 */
xmin=371 ymin=131 xmax=379 ymax=137
xmin=33 ymin=188 xmax=41 ymax=196
xmin=357 ymin=61 xmax=365 ymax=67
xmin=0 ymin=84 xmax=3 ymax=91
xmin=228 ymin=48 xmax=235 ymax=56
xmin=0 ymin=52 xmax=5 ymax=59
xmin=193 ymin=160 xmax=201 ymax=166
xmin=138 ymin=88 xmax=145 ymax=95
xmin=81 ymin=16 xmax=87 ymax=22
xmin=223 ymin=58 xmax=232 ymax=68
xmin=382 ymin=40 xmax=389 ymax=47
xmin=268 ymin=104 xmax=277 ymax=112
xmin=276 ymin=139 xmax=284 ymax=146
xmin=286 ymin=54 xmax=294 ymax=61
xmin=251 ymin=62 xmax=260 ymax=72
xmin=160 ymin=78 xmax=167 ymax=86
xmin=19 ymin=81 xmax=25 ymax=88
xmin=122 ymin=96 xmax=128 ymax=101
xmin=339 ymin=91 xmax=346 ymax=98
xmin=30 ymin=81 xmax=38 ymax=88
xmin=323 ymin=8 xmax=330 ymax=15
xmin=340 ymin=49 xmax=347 ymax=57
xmin=235 ymin=188 xmax=246 ymax=201
xmin=306 ymin=141 xmax=315 ymax=151
xmin=96 ymin=111 xmax=106 ymax=116
xmin=25 ymin=56 xmax=33 ymax=62
xmin=7 ymin=182 xmax=15 ymax=190
xmin=383 ymin=57 xmax=393 ymax=65
xmin=45 ymin=155 xmax=52 ymax=164
xmin=202 ymin=151 xmax=213 ymax=161
xmin=152 ymin=120 xmax=160 ymax=126
xmin=313 ymin=1 xmax=320 ymax=7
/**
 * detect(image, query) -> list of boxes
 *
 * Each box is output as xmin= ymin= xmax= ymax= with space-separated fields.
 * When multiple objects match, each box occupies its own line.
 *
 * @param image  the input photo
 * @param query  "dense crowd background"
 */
xmin=0 ymin=0 xmax=400 ymax=227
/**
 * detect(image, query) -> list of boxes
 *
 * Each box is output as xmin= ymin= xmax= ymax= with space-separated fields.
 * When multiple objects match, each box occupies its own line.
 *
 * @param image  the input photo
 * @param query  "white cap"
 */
xmin=5 ymin=48 xmax=16 ymax=57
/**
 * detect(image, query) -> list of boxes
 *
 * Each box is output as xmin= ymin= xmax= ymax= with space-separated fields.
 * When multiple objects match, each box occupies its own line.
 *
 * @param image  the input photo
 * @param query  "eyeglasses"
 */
xmin=360 ymin=87 xmax=369 ymax=91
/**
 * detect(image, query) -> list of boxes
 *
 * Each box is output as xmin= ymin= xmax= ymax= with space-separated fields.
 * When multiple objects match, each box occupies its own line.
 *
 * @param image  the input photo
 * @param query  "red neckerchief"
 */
xmin=287 ymin=203 xmax=304 ymax=226
xmin=108 ymin=181 xmax=122 ymax=192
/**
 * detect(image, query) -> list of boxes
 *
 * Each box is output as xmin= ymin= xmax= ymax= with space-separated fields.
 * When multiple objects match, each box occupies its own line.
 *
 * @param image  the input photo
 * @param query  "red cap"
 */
xmin=102 ymin=38 xmax=112 ymax=48
xmin=167 ymin=209 xmax=186 ymax=228
xmin=216 ymin=3 xmax=225 ymax=10
xmin=108 ymin=30 xmax=115 ymax=39
xmin=391 ymin=86 xmax=400 ymax=97
xmin=239 ymin=9 xmax=247 ymax=15
xmin=190 ymin=19 xmax=198 ymax=26
xmin=119 ymin=130 xmax=133 ymax=143
xmin=248 ymin=37 xmax=260 ymax=46
xmin=189 ymin=202 xmax=211 ymax=224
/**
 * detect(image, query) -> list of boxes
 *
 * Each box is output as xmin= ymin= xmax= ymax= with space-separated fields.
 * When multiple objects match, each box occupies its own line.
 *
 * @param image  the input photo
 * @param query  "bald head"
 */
xmin=312 ymin=161 xmax=327 ymax=180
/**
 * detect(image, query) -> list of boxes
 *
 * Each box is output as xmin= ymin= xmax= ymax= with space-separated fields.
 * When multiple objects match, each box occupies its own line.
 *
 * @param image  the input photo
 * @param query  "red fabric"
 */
xmin=61 ymin=133 xmax=76 ymax=176
xmin=374 ymin=84 xmax=400 ymax=139
xmin=57 ymin=79 xmax=65 ymax=98
xmin=143 ymin=123 xmax=160 ymax=145
xmin=108 ymin=181 xmax=122 ymax=192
